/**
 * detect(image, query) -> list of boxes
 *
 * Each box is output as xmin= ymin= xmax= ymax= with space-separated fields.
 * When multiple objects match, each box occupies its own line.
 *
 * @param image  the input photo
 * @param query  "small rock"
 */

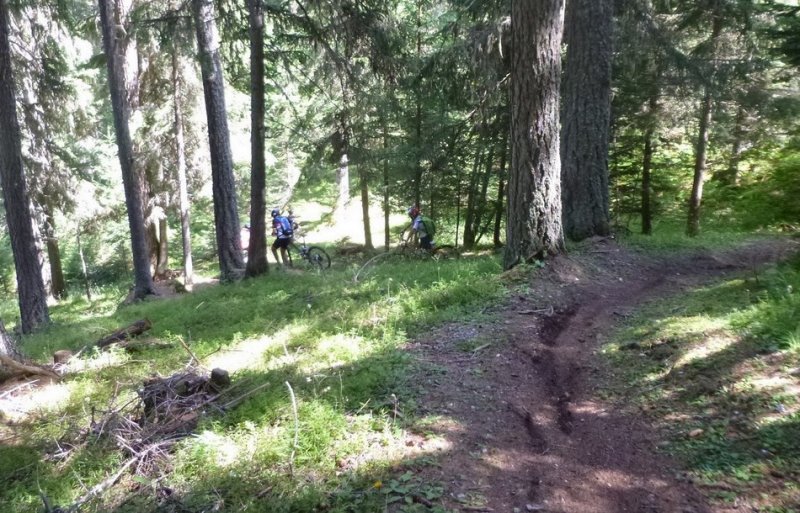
xmin=526 ymin=504 xmax=545 ymax=511
xmin=688 ymin=428 xmax=704 ymax=438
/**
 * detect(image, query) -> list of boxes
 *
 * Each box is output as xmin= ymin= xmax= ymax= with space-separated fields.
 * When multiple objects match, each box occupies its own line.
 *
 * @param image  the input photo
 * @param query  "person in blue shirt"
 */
xmin=271 ymin=209 xmax=293 ymax=265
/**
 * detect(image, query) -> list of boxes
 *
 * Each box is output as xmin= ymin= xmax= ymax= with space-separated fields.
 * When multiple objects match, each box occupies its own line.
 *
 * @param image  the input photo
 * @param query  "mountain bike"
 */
xmin=287 ymin=237 xmax=331 ymax=270
xmin=397 ymin=226 xmax=458 ymax=259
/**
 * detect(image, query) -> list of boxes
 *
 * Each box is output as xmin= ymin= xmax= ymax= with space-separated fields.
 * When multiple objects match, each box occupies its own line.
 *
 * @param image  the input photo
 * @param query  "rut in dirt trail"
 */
xmin=409 ymin=238 xmax=798 ymax=513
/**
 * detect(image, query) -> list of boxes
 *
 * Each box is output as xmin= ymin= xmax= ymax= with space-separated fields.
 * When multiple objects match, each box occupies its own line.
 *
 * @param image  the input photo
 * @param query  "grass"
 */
xmin=603 ymin=253 xmax=800 ymax=512
xmin=0 ymin=253 xmax=503 ymax=513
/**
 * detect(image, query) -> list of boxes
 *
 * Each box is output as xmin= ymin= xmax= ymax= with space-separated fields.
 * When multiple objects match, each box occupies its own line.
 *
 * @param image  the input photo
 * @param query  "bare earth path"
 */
xmin=407 ymin=237 xmax=799 ymax=513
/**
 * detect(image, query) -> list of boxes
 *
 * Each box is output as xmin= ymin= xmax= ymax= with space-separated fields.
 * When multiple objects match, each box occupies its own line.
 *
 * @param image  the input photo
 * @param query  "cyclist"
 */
xmin=271 ymin=208 xmax=293 ymax=265
xmin=407 ymin=206 xmax=436 ymax=251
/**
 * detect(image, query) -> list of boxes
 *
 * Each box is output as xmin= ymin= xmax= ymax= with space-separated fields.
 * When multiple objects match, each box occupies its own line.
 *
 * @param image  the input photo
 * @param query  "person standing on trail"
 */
xmin=271 ymin=208 xmax=293 ymax=265
xmin=407 ymin=206 xmax=436 ymax=251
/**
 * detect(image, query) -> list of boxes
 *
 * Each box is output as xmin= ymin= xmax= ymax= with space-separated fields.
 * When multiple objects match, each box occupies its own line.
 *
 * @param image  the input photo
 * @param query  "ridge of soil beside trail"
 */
xmin=407 ymin=237 xmax=799 ymax=513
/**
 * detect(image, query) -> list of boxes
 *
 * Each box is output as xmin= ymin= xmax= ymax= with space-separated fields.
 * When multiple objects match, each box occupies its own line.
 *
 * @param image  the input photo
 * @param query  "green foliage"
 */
xmin=3 ymin=253 xmax=503 ymax=512
xmin=604 ymin=254 xmax=800 ymax=510
xmin=735 ymin=152 xmax=800 ymax=230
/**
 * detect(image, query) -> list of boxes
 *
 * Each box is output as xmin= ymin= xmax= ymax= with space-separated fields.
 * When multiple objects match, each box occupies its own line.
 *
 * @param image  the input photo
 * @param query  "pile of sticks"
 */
xmin=47 ymin=368 xmax=235 ymax=512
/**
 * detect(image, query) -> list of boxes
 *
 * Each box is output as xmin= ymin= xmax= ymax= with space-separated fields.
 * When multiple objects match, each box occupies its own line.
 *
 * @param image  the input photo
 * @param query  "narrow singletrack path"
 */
xmin=408 ymin=237 xmax=799 ymax=513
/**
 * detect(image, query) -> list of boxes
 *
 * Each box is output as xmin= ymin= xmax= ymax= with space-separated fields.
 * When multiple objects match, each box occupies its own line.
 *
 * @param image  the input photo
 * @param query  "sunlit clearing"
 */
xmin=316 ymin=333 xmax=369 ymax=368
xmin=672 ymin=327 xmax=738 ymax=369
xmin=0 ymin=382 xmax=72 ymax=421
xmin=207 ymin=334 xmax=279 ymax=372
xmin=67 ymin=346 xmax=130 ymax=373
xmin=207 ymin=324 xmax=307 ymax=372
xmin=194 ymin=430 xmax=240 ymax=468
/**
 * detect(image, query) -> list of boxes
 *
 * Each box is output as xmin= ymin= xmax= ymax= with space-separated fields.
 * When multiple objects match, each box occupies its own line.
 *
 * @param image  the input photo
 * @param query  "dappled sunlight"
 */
xmin=673 ymin=329 xmax=740 ymax=369
xmin=0 ymin=380 xmax=72 ymax=421
xmin=194 ymin=430 xmax=241 ymax=468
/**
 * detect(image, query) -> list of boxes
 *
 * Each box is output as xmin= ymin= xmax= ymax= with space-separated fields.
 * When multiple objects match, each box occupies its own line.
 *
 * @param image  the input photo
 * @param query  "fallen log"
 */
xmin=95 ymin=319 xmax=152 ymax=349
xmin=0 ymin=355 xmax=60 ymax=381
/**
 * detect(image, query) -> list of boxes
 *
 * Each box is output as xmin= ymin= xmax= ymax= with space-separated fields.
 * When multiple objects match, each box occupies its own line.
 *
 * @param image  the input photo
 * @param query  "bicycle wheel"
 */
xmin=304 ymin=246 xmax=331 ymax=270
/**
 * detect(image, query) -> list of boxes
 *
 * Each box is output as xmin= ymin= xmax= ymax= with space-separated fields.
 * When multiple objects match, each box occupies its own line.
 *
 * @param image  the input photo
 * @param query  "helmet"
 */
xmin=271 ymin=208 xmax=280 ymax=218
xmin=407 ymin=206 xmax=420 ymax=218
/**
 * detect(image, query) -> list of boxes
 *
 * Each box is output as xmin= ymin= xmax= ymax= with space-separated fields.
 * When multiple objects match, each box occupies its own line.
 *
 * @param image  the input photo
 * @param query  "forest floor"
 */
xmin=404 ymin=236 xmax=799 ymax=513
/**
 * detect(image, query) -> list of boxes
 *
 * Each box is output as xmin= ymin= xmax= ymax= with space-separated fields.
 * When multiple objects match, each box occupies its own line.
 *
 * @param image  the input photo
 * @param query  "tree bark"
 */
xmin=473 ymin=138 xmax=497 ymax=246
xmin=686 ymin=14 xmax=723 ymax=237
xmin=723 ymin=104 xmax=745 ymax=186
xmin=0 ymin=2 xmax=50 ymax=333
xmin=76 ymin=225 xmax=92 ymax=302
xmin=493 ymin=132 xmax=508 ymax=248
xmin=383 ymin=120 xmax=391 ymax=250
xmin=641 ymin=127 xmax=654 ymax=236
xmin=413 ymin=0 xmax=423 ymax=208
xmin=359 ymin=164 xmax=373 ymax=249
xmin=560 ymin=0 xmax=612 ymax=241
xmin=687 ymin=86 xmax=713 ymax=237
xmin=504 ymin=0 xmax=566 ymax=269
xmin=463 ymin=146 xmax=485 ymax=250
xmin=172 ymin=48 xmax=193 ymax=288
xmin=192 ymin=0 xmax=245 ymax=280
xmin=98 ymin=0 xmax=156 ymax=300
xmin=43 ymin=206 xmax=67 ymax=299
xmin=156 ymin=217 xmax=168 ymax=277
xmin=245 ymin=0 xmax=268 ymax=277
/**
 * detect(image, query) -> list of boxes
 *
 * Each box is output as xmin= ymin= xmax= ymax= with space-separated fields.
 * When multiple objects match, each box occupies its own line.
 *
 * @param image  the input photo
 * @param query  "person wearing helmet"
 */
xmin=407 ymin=206 xmax=435 ymax=251
xmin=271 ymin=208 xmax=293 ymax=265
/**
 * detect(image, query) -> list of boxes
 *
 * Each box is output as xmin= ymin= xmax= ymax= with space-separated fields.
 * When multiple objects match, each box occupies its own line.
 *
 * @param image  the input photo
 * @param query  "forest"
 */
xmin=1 ymin=0 xmax=799 ymax=512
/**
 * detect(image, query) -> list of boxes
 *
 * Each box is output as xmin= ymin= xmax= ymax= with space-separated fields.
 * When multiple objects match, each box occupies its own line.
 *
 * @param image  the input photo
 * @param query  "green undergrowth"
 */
xmin=604 ymin=253 xmax=800 ymax=512
xmin=618 ymin=222 xmax=769 ymax=253
xmin=1 ymin=255 xmax=502 ymax=513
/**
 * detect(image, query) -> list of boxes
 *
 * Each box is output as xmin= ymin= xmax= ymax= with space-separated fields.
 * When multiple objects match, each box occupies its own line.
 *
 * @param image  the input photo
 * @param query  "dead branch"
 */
xmin=0 ymin=355 xmax=60 ymax=381
xmin=95 ymin=319 xmax=152 ymax=349
xmin=65 ymin=451 xmax=143 ymax=512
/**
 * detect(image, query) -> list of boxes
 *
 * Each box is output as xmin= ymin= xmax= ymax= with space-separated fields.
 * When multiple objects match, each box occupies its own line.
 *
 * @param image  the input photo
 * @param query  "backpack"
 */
xmin=420 ymin=215 xmax=436 ymax=239
xmin=277 ymin=216 xmax=294 ymax=236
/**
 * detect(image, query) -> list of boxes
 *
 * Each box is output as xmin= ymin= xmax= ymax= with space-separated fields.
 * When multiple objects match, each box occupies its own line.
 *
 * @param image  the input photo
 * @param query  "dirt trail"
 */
xmin=409 ymin=237 xmax=799 ymax=513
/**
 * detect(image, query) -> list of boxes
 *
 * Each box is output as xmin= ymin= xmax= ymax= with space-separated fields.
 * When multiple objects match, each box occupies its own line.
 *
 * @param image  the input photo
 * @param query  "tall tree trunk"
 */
xmin=0 ymin=2 xmax=50 ymax=333
xmin=43 ymin=206 xmax=67 ymax=299
xmin=493 ymin=132 xmax=508 ymax=248
xmin=641 ymin=69 xmax=660 ymax=236
xmin=336 ymin=131 xmax=350 ymax=215
xmin=413 ymin=0 xmax=423 ymax=208
xmin=30 ymin=206 xmax=52 ymax=299
xmin=723 ymin=104 xmax=745 ymax=186
xmin=641 ymin=128 xmax=655 ymax=236
xmin=463 ymin=147 xmax=485 ymax=250
xmin=687 ymin=86 xmax=713 ymax=237
xmin=560 ymin=0 xmax=612 ymax=241
xmin=156 ymin=218 xmax=168 ymax=276
xmin=359 ymin=165 xmax=373 ymax=249
xmin=192 ymin=0 xmax=245 ymax=280
xmin=172 ymin=47 xmax=193 ymax=288
xmin=472 ymin=138 xmax=497 ymax=246
xmin=246 ymin=0 xmax=268 ymax=277
xmin=76 ymin=224 xmax=92 ymax=302
xmin=98 ymin=0 xmax=155 ymax=299
xmin=383 ymin=120 xmax=391 ymax=250
xmin=504 ymin=0 xmax=566 ymax=269
xmin=687 ymin=14 xmax=723 ymax=238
